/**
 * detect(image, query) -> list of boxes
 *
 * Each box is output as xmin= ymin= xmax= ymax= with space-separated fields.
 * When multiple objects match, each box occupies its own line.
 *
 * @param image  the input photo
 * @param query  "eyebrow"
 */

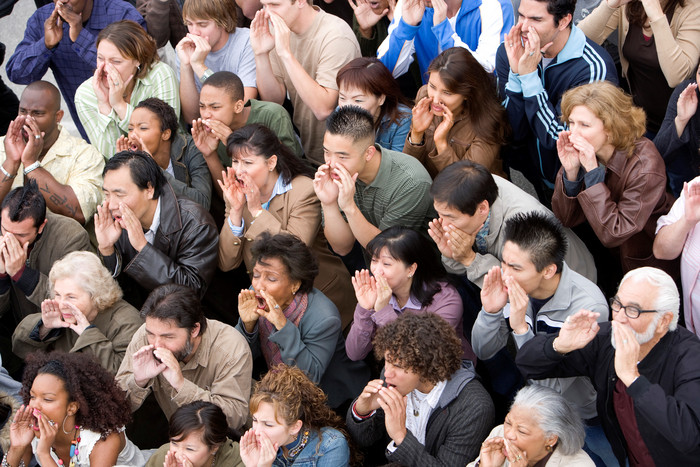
xmin=322 ymin=146 xmax=351 ymax=155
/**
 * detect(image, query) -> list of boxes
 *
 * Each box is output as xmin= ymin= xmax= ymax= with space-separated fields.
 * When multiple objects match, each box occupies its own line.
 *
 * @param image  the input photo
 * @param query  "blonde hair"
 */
xmin=561 ymin=81 xmax=646 ymax=157
xmin=182 ymin=0 xmax=237 ymax=34
xmin=49 ymin=251 xmax=123 ymax=311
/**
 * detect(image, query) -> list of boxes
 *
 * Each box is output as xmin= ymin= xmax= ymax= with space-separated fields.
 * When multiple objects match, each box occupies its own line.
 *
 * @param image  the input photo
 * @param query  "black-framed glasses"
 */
xmin=609 ymin=297 xmax=657 ymax=319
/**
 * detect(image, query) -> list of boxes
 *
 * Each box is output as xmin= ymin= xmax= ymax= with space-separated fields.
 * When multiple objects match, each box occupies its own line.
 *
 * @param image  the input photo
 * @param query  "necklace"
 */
xmin=52 ymin=425 xmax=81 ymax=467
xmin=410 ymin=392 xmax=420 ymax=417
xmin=286 ymin=429 xmax=310 ymax=459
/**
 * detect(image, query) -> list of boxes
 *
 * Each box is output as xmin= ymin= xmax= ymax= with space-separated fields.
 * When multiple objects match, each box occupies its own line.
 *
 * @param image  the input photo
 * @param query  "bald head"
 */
xmin=18 ymin=81 xmax=64 ymax=144
xmin=22 ymin=81 xmax=61 ymax=113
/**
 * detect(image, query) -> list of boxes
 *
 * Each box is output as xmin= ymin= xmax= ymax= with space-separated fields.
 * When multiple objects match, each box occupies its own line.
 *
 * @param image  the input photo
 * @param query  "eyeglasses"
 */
xmin=609 ymin=297 xmax=657 ymax=319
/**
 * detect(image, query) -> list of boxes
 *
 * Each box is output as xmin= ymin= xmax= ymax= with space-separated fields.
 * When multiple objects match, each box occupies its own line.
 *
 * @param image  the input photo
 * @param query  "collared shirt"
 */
xmin=388 ymin=294 xmax=422 ymax=313
xmin=0 ymin=125 xmax=104 ymax=220
xmin=5 ymin=0 xmax=146 ymax=139
xmin=388 ymin=380 xmax=447 ymax=451
xmin=145 ymin=198 xmax=162 ymax=245
xmin=227 ymin=175 xmax=292 ymax=237
xmin=75 ymin=61 xmax=180 ymax=159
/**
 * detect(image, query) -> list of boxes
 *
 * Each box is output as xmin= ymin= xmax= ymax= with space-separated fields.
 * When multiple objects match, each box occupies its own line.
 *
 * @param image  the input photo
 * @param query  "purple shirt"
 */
xmin=345 ymin=282 xmax=476 ymax=364
xmin=6 ymin=0 xmax=145 ymax=139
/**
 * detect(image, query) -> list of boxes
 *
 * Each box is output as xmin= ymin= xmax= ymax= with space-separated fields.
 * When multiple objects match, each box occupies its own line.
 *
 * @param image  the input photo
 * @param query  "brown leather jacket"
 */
xmin=552 ymin=138 xmax=676 ymax=274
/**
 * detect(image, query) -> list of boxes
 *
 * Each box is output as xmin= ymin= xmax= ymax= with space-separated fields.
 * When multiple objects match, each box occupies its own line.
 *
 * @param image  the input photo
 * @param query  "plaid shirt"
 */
xmin=5 ymin=0 xmax=145 ymax=140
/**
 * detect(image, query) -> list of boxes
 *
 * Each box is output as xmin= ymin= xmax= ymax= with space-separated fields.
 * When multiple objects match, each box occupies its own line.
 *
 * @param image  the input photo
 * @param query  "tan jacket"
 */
xmin=12 ymin=299 xmax=142 ymax=376
xmin=116 ymin=319 xmax=253 ymax=431
xmin=403 ymin=85 xmax=505 ymax=179
xmin=579 ymin=1 xmax=700 ymax=88
xmin=218 ymin=176 xmax=356 ymax=328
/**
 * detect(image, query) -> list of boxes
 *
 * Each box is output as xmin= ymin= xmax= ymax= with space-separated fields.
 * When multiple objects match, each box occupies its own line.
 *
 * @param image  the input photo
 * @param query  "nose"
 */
xmin=613 ymin=308 xmax=629 ymax=325
xmin=504 ymin=425 xmax=516 ymax=441
xmin=200 ymin=108 xmax=212 ymax=119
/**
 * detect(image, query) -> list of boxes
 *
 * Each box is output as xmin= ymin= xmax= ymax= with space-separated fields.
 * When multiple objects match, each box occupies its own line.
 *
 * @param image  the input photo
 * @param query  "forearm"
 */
xmin=344 ymin=204 xmax=381 ymax=249
xmin=254 ymin=54 xmax=286 ymax=105
xmin=179 ymin=66 xmax=201 ymax=122
xmin=651 ymin=14 xmax=700 ymax=88
xmin=322 ymin=203 xmax=357 ymax=256
xmin=0 ymin=159 xmax=20 ymax=200
xmin=278 ymin=53 xmax=337 ymax=120
xmin=27 ymin=169 xmax=85 ymax=223
xmin=654 ymin=220 xmax=693 ymax=259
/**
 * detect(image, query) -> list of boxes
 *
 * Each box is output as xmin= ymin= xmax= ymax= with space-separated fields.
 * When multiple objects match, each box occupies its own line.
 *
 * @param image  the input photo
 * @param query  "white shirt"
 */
xmin=387 ymin=379 xmax=447 ymax=451
xmin=145 ymin=197 xmax=162 ymax=245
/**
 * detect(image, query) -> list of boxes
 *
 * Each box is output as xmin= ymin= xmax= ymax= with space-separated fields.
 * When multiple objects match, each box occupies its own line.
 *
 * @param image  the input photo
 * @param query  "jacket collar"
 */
xmin=437 ymin=365 xmax=477 ymax=409
xmin=155 ymin=183 xmax=183 ymax=237
xmin=552 ymin=25 xmax=586 ymax=65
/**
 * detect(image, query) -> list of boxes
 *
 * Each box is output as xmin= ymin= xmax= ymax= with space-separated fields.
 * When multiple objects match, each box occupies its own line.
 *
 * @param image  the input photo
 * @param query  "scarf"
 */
xmin=259 ymin=293 xmax=309 ymax=366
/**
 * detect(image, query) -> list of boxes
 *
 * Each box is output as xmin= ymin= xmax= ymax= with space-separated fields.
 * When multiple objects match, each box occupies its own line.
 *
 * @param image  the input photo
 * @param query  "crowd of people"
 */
xmin=0 ymin=0 xmax=699 ymax=465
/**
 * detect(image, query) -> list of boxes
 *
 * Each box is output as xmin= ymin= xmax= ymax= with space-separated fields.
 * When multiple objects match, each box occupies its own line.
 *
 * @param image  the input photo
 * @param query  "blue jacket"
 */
xmin=275 ymin=427 xmax=350 ymax=466
xmin=496 ymin=25 xmax=618 ymax=186
xmin=378 ymin=0 xmax=513 ymax=79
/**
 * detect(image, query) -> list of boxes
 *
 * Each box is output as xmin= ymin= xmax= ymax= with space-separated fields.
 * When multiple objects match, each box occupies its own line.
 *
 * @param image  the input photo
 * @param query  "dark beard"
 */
xmin=172 ymin=336 xmax=193 ymax=362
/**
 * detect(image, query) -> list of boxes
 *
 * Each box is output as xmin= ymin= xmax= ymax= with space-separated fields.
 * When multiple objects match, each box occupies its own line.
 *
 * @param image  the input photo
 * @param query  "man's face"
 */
xmin=261 ymin=0 xmax=299 ymax=27
xmin=322 ymin=133 xmax=369 ymax=180
xmin=611 ymin=279 xmax=666 ymax=346
xmin=0 ymin=209 xmax=45 ymax=247
xmin=184 ymin=17 xmax=228 ymax=51
xmin=501 ymin=241 xmax=547 ymax=295
xmin=102 ymin=166 xmax=155 ymax=227
xmin=145 ymin=317 xmax=199 ymax=362
xmin=54 ymin=0 xmax=89 ymax=16
xmin=433 ymin=200 xmax=486 ymax=235
xmin=18 ymin=88 xmax=62 ymax=141
xmin=517 ymin=0 xmax=567 ymax=49
xmin=199 ymin=85 xmax=239 ymax=128
xmin=383 ymin=357 xmax=422 ymax=396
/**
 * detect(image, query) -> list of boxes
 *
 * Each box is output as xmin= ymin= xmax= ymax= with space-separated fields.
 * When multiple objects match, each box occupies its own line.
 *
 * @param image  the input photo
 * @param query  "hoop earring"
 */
xmin=61 ymin=414 xmax=72 ymax=435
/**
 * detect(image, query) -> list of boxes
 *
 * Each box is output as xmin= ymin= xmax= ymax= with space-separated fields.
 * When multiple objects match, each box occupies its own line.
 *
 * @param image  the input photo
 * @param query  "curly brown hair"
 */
xmin=250 ymin=365 xmax=360 ymax=464
xmin=373 ymin=313 xmax=462 ymax=384
xmin=21 ymin=352 xmax=132 ymax=439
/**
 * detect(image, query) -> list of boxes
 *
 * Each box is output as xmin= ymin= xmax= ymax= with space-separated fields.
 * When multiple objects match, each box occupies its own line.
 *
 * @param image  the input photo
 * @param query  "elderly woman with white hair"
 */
xmin=468 ymin=386 xmax=594 ymax=467
xmin=11 ymin=251 xmax=143 ymax=375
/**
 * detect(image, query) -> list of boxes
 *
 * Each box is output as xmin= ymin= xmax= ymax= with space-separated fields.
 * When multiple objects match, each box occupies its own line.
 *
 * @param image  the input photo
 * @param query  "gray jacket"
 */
xmin=165 ymin=132 xmax=212 ymax=210
xmin=471 ymin=263 xmax=607 ymax=419
xmin=443 ymin=175 xmax=597 ymax=287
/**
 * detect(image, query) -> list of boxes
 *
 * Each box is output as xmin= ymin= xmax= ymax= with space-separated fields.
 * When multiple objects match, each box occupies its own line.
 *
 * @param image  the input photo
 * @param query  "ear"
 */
xmin=291 ymin=279 xmax=301 ymax=295
xmin=234 ymin=99 xmax=245 ymax=113
xmin=55 ymin=109 xmax=64 ymax=124
xmin=190 ymin=322 xmax=201 ymax=339
xmin=37 ymin=218 xmax=48 ymax=235
xmin=290 ymin=419 xmax=303 ymax=437
xmin=267 ymin=155 xmax=278 ymax=172
xmin=146 ymin=182 xmax=156 ymax=200
xmin=407 ymin=262 xmax=417 ymax=278
xmin=378 ymin=94 xmax=386 ymax=107
xmin=67 ymin=401 xmax=79 ymax=417
xmin=162 ymin=129 xmax=172 ymax=141
xmin=476 ymin=199 xmax=490 ymax=216
xmin=557 ymin=13 xmax=572 ymax=31
xmin=364 ymin=144 xmax=377 ymax=162
xmin=545 ymin=434 xmax=558 ymax=449
xmin=542 ymin=263 xmax=557 ymax=280
xmin=658 ymin=312 xmax=674 ymax=334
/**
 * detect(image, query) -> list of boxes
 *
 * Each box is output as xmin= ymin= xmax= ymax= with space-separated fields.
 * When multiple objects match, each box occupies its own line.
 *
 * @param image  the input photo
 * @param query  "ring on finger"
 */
xmin=528 ymin=51 xmax=535 ymax=56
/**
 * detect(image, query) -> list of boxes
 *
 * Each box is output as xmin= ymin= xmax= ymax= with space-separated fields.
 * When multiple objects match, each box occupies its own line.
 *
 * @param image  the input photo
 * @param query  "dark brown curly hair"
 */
xmin=373 ymin=313 xmax=462 ymax=384
xmin=250 ymin=365 xmax=360 ymax=464
xmin=21 ymin=352 xmax=132 ymax=439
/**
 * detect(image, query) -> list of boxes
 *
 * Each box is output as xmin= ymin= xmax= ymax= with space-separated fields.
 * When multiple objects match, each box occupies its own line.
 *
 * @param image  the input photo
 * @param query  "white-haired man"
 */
xmin=517 ymin=267 xmax=700 ymax=466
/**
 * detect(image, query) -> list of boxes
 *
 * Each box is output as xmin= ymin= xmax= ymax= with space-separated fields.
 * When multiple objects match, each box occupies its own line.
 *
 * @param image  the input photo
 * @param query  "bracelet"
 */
xmin=23 ymin=161 xmax=41 ymax=175
xmin=0 ymin=165 xmax=16 ymax=179
xmin=552 ymin=337 xmax=567 ymax=355
xmin=2 ymin=453 xmax=25 ymax=467
xmin=407 ymin=131 xmax=425 ymax=147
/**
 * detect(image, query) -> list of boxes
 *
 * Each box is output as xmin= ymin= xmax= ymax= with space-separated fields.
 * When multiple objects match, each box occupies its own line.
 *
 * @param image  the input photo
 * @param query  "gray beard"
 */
xmin=173 ymin=336 xmax=193 ymax=362
xmin=611 ymin=312 xmax=662 ymax=349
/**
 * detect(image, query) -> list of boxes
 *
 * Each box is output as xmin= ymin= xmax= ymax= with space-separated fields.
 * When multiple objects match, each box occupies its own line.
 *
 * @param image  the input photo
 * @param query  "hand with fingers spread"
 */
xmin=62 ymin=301 xmax=92 ymax=335
xmin=504 ymin=276 xmax=530 ymax=335
xmin=3 ymin=116 xmax=27 ymax=171
xmin=94 ymin=201 xmax=122 ymax=255
xmin=519 ymin=28 xmax=552 ymax=76
xmin=20 ymin=116 xmax=44 ymax=166
xmin=410 ymin=97 xmax=433 ymax=141
xmin=331 ymin=165 xmax=359 ymax=212
xmin=34 ymin=408 xmax=59 ymax=457
xmin=3 ymin=233 xmax=28 ymax=277
xmin=268 ymin=13 xmax=292 ymax=59
xmin=378 ymin=385 xmax=407 ymax=445
xmin=257 ymin=432 xmax=278 ymax=466
xmin=481 ymin=266 xmax=508 ymax=313
xmin=219 ymin=167 xmax=246 ymax=223
xmin=433 ymin=105 xmax=454 ymax=153
xmin=675 ymin=82 xmax=698 ymax=135
xmin=239 ymin=429 xmax=261 ymax=467
xmin=116 ymin=135 xmax=131 ymax=153
xmin=202 ymin=118 xmax=233 ymax=143
xmin=354 ymin=379 xmax=385 ymax=415
xmin=556 ymin=130 xmax=581 ymax=182
xmin=56 ymin=1 xmax=83 ymax=43
xmin=428 ymin=218 xmax=454 ymax=258
xmin=478 ymin=437 xmax=507 ymax=467
xmin=313 ymin=164 xmax=340 ymax=206
xmin=374 ymin=275 xmax=393 ymax=311
xmin=432 ymin=0 xmax=448 ymax=25
xmin=503 ymin=24 xmax=525 ymax=74
xmin=257 ymin=289 xmax=287 ymax=331
xmin=349 ymin=0 xmax=389 ymax=38
xmin=105 ymin=63 xmax=134 ymax=112
xmin=175 ymin=35 xmax=196 ymax=68
xmin=553 ymin=309 xmax=601 ymax=354
xmin=402 ymin=0 xmax=426 ymax=26
xmin=250 ymin=9 xmax=275 ymax=56
xmin=445 ymin=224 xmax=476 ymax=266
xmin=238 ymin=289 xmax=261 ymax=333
xmin=568 ymin=133 xmax=598 ymax=173
xmin=612 ymin=321 xmax=641 ymax=386
xmin=683 ymin=181 xmax=700 ymax=226
xmin=191 ymin=118 xmax=220 ymax=156
xmin=352 ymin=269 xmax=378 ymax=310
xmin=186 ymin=33 xmax=212 ymax=76
xmin=92 ymin=63 xmax=112 ymax=116
xmin=154 ymin=346 xmax=185 ymax=391
xmin=44 ymin=4 xmax=64 ymax=49
xmin=40 ymin=299 xmax=71 ymax=332
xmin=132 ymin=344 xmax=168 ymax=388
xmin=9 ymin=405 xmax=36 ymax=450
xmin=119 ymin=203 xmax=148 ymax=252
xmin=238 ymin=172 xmax=263 ymax=215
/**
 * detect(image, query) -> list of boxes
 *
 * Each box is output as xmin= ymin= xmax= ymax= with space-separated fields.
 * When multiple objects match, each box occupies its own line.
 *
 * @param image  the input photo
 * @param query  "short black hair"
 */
xmin=1 ymin=180 xmax=46 ymax=228
xmin=202 ymin=71 xmax=244 ymax=102
xmin=532 ymin=0 xmax=576 ymax=27
xmin=141 ymin=284 xmax=207 ymax=334
xmin=135 ymin=98 xmax=179 ymax=142
xmin=325 ymin=106 xmax=375 ymax=145
xmin=503 ymin=212 xmax=567 ymax=273
xmin=430 ymin=160 xmax=498 ymax=215
xmin=104 ymin=150 xmax=167 ymax=199
xmin=250 ymin=232 xmax=319 ymax=295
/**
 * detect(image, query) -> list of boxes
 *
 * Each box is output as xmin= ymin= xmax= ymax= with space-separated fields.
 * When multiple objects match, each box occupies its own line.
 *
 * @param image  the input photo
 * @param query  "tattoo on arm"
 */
xmin=39 ymin=182 xmax=78 ymax=216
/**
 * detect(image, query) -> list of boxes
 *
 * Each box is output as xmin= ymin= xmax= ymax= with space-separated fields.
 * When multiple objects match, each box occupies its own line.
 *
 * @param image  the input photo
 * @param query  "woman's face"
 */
xmin=169 ymin=429 xmax=217 ymax=467
xmin=232 ymin=149 xmax=277 ymax=191
xmin=338 ymin=84 xmax=385 ymax=121
xmin=96 ymin=40 xmax=140 ymax=85
xmin=251 ymin=257 xmax=301 ymax=310
xmin=251 ymin=401 xmax=300 ymax=448
xmin=427 ymin=72 xmax=464 ymax=116
xmin=53 ymin=277 xmax=98 ymax=324
xmin=369 ymin=247 xmax=415 ymax=292
xmin=503 ymin=405 xmax=556 ymax=464
xmin=567 ymin=105 xmax=610 ymax=156
xmin=28 ymin=373 xmax=76 ymax=436
xmin=128 ymin=107 xmax=169 ymax=155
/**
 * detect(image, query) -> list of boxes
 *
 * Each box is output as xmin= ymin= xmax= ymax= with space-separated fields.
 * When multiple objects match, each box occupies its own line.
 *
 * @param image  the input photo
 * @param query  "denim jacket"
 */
xmin=274 ymin=427 xmax=350 ymax=467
